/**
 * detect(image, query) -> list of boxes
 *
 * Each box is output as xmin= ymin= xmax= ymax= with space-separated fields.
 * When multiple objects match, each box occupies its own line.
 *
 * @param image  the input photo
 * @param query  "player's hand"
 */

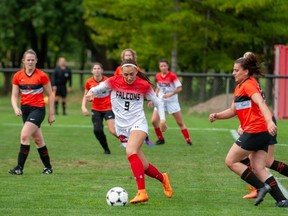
xmin=237 ymin=125 xmax=244 ymax=135
xmin=86 ymin=91 xmax=94 ymax=102
xmin=267 ymin=120 xmax=277 ymax=136
xmin=209 ymin=113 xmax=217 ymax=123
xmin=159 ymin=120 xmax=167 ymax=132
xmin=67 ymin=87 xmax=72 ymax=93
xmin=14 ymin=108 xmax=22 ymax=116
xmin=82 ymin=108 xmax=90 ymax=116
xmin=147 ymin=101 xmax=154 ymax=108
xmin=48 ymin=114 xmax=55 ymax=125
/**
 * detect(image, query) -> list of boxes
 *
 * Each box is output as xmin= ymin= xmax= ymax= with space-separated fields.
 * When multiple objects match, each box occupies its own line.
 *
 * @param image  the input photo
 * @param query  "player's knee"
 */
xmin=20 ymin=134 xmax=30 ymax=143
xmin=225 ymin=157 xmax=234 ymax=169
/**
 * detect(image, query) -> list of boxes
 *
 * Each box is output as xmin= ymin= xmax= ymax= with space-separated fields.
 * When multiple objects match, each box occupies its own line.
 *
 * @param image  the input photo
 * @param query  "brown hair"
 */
xmin=120 ymin=48 xmax=137 ymax=61
xmin=234 ymin=52 xmax=263 ymax=76
xmin=92 ymin=62 xmax=104 ymax=70
xmin=121 ymin=59 xmax=152 ymax=85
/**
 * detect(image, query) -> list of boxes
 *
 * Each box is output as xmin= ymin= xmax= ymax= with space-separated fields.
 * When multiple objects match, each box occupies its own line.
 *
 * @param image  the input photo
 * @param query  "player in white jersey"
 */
xmin=86 ymin=59 xmax=173 ymax=204
xmin=149 ymin=59 xmax=192 ymax=146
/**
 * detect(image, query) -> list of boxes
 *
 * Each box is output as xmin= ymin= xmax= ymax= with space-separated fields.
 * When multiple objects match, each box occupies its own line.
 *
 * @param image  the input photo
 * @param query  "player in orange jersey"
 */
xmin=86 ymin=59 xmax=172 ymax=204
xmin=149 ymin=59 xmax=192 ymax=146
xmin=81 ymin=63 xmax=117 ymax=154
xmin=209 ymin=52 xmax=288 ymax=207
xmin=9 ymin=49 xmax=55 ymax=175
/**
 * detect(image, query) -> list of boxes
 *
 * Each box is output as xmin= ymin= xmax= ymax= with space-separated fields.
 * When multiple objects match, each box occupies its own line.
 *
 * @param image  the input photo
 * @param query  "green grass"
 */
xmin=1 ymin=92 xmax=288 ymax=216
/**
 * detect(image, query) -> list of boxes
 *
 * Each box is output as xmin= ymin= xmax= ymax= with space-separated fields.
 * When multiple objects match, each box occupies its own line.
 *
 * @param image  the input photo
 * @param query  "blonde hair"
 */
xmin=120 ymin=48 xmax=137 ymax=62
xmin=22 ymin=49 xmax=37 ymax=60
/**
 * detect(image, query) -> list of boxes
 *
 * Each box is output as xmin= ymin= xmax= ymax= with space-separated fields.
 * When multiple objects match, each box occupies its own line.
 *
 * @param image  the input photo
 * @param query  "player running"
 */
xmin=86 ymin=59 xmax=173 ymax=204
xmin=81 ymin=63 xmax=117 ymax=154
xmin=149 ymin=59 xmax=192 ymax=146
xmin=9 ymin=49 xmax=54 ymax=175
xmin=209 ymin=52 xmax=288 ymax=207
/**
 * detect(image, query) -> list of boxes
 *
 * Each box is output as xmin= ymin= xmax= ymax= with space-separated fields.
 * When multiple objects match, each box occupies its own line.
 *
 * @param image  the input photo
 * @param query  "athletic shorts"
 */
xmin=55 ymin=85 xmax=67 ymax=97
xmin=91 ymin=110 xmax=114 ymax=123
xmin=154 ymin=100 xmax=181 ymax=114
xmin=21 ymin=105 xmax=46 ymax=128
xmin=115 ymin=117 xmax=148 ymax=144
xmin=235 ymin=131 xmax=270 ymax=152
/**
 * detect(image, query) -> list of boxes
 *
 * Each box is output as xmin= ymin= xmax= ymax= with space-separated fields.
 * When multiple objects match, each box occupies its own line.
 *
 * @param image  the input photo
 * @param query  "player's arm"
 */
xmin=86 ymin=80 xmax=110 ymax=101
xmin=251 ymin=92 xmax=277 ymax=136
xmin=81 ymin=89 xmax=90 ymax=116
xmin=209 ymin=102 xmax=236 ymax=123
xmin=43 ymin=82 xmax=55 ymax=125
xmin=146 ymin=87 xmax=167 ymax=132
xmin=11 ymin=84 xmax=22 ymax=116
xmin=163 ymin=86 xmax=182 ymax=99
xmin=67 ymin=69 xmax=72 ymax=92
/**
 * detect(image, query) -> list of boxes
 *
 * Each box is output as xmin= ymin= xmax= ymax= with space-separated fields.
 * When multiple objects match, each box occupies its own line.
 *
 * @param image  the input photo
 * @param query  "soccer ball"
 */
xmin=106 ymin=187 xmax=128 ymax=206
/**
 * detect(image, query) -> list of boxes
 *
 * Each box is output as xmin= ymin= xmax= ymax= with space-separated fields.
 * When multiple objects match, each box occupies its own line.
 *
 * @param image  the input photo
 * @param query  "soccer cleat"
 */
xmin=243 ymin=189 xmax=257 ymax=199
xmin=162 ymin=173 xmax=173 ymax=198
xmin=255 ymin=184 xmax=271 ymax=206
xmin=43 ymin=167 xmax=53 ymax=174
xmin=156 ymin=139 xmax=165 ymax=145
xmin=129 ymin=190 xmax=149 ymax=204
xmin=8 ymin=166 xmax=23 ymax=175
xmin=104 ymin=150 xmax=111 ymax=154
xmin=187 ymin=142 xmax=192 ymax=146
xmin=144 ymin=139 xmax=155 ymax=147
xmin=276 ymin=200 xmax=288 ymax=207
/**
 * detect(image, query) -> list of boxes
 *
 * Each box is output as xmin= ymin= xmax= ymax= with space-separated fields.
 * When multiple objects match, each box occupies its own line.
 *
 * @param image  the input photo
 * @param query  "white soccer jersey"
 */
xmin=90 ymin=76 xmax=165 ymax=129
xmin=155 ymin=71 xmax=182 ymax=102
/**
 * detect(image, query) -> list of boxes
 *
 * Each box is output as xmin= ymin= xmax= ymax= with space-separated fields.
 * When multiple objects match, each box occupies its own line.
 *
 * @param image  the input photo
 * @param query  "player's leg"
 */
xmin=32 ymin=128 xmax=53 ymax=174
xmin=54 ymin=87 xmax=60 ymax=115
xmin=138 ymin=149 xmax=173 ymax=198
xmin=104 ymin=110 xmax=117 ymax=138
xmin=9 ymin=121 xmax=38 ymax=175
xmin=225 ymin=143 xmax=270 ymax=206
xmin=171 ymin=110 xmax=192 ymax=145
xmin=251 ymin=150 xmax=288 ymax=207
xmin=151 ymin=108 xmax=164 ymax=144
xmin=126 ymin=130 xmax=148 ymax=203
xmin=92 ymin=110 xmax=110 ymax=154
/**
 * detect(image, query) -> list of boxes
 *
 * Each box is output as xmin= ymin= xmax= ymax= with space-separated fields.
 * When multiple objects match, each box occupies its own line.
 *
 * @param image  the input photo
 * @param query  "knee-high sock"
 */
xmin=181 ymin=128 xmax=191 ymax=143
xmin=37 ymin=146 xmax=52 ymax=169
xmin=270 ymin=160 xmax=288 ymax=177
xmin=154 ymin=127 xmax=164 ymax=140
xmin=144 ymin=163 xmax=164 ymax=182
xmin=128 ymin=154 xmax=145 ymax=190
xmin=265 ymin=176 xmax=286 ymax=201
xmin=18 ymin=144 xmax=30 ymax=169
xmin=240 ymin=168 xmax=265 ymax=189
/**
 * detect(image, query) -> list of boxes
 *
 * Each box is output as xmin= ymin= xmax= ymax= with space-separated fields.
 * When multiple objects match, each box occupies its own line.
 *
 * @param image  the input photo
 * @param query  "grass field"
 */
xmin=1 ymin=91 xmax=288 ymax=216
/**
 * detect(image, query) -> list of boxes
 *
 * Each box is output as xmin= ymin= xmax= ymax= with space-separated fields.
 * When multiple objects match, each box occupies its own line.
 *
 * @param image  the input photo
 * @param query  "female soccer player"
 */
xmin=209 ymin=52 xmax=288 ymax=207
xmin=81 ymin=63 xmax=117 ymax=154
xmin=114 ymin=48 xmax=154 ymax=146
xmin=86 ymin=59 xmax=173 ymax=204
xmin=9 ymin=49 xmax=55 ymax=175
xmin=149 ymin=59 xmax=192 ymax=145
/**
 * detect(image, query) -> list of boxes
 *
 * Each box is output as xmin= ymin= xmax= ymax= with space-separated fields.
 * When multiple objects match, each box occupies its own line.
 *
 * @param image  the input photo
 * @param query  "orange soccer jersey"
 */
xmin=13 ymin=69 xmax=50 ymax=107
xmin=234 ymin=77 xmax=267 ymax=133
xmin=85 ymin=76 xmax=112 ymax=111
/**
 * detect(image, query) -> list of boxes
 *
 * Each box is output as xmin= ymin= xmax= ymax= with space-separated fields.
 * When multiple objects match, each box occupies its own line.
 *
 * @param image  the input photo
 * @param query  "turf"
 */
xmin=1 ymin=92 xmax=288 ymax=216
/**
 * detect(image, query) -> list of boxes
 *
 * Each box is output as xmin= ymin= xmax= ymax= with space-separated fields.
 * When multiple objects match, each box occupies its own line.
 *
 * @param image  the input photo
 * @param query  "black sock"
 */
xmin=18 ymin=144 xmax=30 ymax=169
xmin=270 ymin=160 xmax=288 ymax=177
xmin=240 ymin=168 xmax=264 ymax=189
xmin=55 ymin=101 xmax=59 ymax=114
xmin=62 ymin=102 xmax=66 ymax=114
xmin=37 ymin=146 xmax=52 ymax=169
xmin=265 ymin=176 xmax=286 ymax=201
xmin=94 ymin=130 xmax=110 ymax=152
xmin=240 ymin=158 xmax=251 ymax=167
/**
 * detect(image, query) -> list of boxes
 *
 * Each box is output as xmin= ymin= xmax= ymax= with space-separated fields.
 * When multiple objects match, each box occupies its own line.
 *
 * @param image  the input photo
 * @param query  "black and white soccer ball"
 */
xmin=106 ymin=187 xmax=128 ymax=206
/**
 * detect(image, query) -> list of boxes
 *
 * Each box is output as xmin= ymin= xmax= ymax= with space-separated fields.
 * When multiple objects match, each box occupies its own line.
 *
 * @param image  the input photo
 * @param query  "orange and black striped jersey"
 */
xmin=85 ymin=76 xmax=112 ymax=111
xmin=13 ymin=68 xmax=50 ymax=107
xmin=234 ymin=76 xmax=267 ymax=133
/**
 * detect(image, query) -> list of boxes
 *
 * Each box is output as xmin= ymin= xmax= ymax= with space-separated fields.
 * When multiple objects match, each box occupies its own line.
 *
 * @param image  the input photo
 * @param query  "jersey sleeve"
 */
xmin=90 ymin=79 xmax=111 ymax=95
xmin=244 ymin=80 xmax=260 ymax=98
xmin=145 ymin=86 xmax=166 ymax=121
xmin=12 ymin=72 xmax=19 ymax=85
xmin=41 ymin=72 xmax=50 ymax=85
xmin=172 ymin=73 xmax=182 ymax=88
